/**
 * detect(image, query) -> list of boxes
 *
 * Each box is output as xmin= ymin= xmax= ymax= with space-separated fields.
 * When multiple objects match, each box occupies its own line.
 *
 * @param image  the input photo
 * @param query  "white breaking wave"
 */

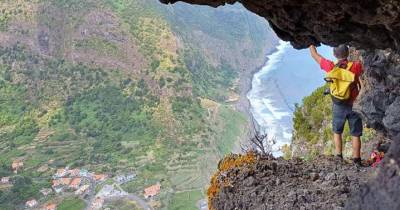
xmin=247 ymin=40 xmax=292 ymax=156
xmin=247 ymin=42 xmax=331 ymax=156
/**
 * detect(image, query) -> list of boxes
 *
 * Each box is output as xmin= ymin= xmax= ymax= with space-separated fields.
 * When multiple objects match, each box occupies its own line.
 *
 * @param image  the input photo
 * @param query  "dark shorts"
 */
xmin=332 ymin=103 xmax=363 ymax=137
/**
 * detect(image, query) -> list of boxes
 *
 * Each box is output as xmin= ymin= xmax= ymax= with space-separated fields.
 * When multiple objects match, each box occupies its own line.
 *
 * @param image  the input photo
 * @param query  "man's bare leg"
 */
xmin=334 ymin=133 xmax=343 ymax=156
xmin=352 ymin=136 xmax=361 ymax=158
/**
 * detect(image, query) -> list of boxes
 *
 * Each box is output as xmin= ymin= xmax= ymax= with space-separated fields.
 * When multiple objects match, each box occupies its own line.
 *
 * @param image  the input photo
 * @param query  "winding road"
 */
xmin=105 ymin=194 xmax=153 ymax=210
xmin=85 ymin=181 xmax=153 ymax=210
xmin=113 ymin=184 xmax=153 ymax=210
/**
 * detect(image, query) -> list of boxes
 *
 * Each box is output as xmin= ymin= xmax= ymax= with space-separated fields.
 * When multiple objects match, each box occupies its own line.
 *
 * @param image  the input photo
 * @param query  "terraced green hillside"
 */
xmin=0 ymin=0 xmax=277 ymax=209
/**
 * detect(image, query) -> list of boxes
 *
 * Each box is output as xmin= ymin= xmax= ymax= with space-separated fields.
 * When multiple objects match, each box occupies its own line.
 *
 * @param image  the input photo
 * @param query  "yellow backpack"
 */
xmin=325 ymin=62 xmax=355 ymax=101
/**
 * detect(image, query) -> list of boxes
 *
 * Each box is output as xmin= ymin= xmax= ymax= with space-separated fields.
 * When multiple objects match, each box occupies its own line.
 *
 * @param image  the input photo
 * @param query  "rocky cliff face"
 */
xmin=160 ymin=0 xmax=400 ymax=50
xmin=160 ymin=0 xmax=400 ymax=209
xmin=348 ymin=50 xmax=400 ymax=210
xmin=358 ymin=50 xmax=400 ymax=137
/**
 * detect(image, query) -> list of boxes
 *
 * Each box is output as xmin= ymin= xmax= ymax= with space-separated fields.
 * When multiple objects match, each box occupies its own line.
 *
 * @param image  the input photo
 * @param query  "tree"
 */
xmin=241 ymin=119 xmax=275 ymax=156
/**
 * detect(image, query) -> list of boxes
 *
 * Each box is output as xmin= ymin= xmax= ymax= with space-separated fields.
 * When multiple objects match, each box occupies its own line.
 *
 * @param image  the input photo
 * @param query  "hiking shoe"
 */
xmin=334 ymin=154 xmax=343 ymax=162
xmin=353 ymin=158 xmax=363 ymax=168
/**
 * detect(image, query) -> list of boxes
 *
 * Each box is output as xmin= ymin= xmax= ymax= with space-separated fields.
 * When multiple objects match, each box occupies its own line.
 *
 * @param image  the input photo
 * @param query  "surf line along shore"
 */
xmin=246 ymin=40 xmax=291 ymax=156
xmin=231 ymin=39 xmax=281 ymax=154
xmin=246 ymin=41 xmax=329 ymax=156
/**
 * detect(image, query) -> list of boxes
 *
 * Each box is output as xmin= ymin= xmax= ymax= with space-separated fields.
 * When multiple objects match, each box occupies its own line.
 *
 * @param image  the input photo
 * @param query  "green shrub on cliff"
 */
xmin=292 ymin=85 xmax=375 ymax=159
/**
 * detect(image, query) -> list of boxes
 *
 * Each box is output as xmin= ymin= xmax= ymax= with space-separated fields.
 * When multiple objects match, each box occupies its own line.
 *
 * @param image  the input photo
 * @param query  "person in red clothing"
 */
xmin=309 ymin=44 xmax=363 ymax=166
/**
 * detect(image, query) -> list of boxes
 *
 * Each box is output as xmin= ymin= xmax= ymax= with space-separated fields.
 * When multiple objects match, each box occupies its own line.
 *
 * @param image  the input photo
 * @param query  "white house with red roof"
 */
xmin=1 ymin=177 xmax=10 ymax=184
xmin=69 ymin=177 xmax=81 ymax=189
xmin=94 ymin=174 xmax=107 ymax=182
xmin=144 ymin=183 xmax=161 ymax=199
xmin=25 ymin=199 xmax=38 ymax=208
xmin=44 ymin=203 xmax=57 ymax=210
xmin=54 ymin=168 xmax=68 ymax=178
xmin=12 ymin=160 xmax=24 ymax=174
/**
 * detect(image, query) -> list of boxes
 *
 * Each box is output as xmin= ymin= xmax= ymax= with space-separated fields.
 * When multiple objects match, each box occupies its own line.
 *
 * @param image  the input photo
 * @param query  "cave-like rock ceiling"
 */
xmin=160 ymin=0 xmax=400 ymax=51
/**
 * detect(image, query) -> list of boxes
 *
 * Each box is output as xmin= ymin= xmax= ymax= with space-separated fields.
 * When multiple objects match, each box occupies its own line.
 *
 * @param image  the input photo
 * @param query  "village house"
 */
xmin=37 ymin=164 xmax=49 ymax=173
xmin=54 ymin=168 xmax=68 ymax=178
xmin=144 ymin=183 xmax=161 ymax=199
xmin=198 ymin=199 xmax=208 ymax=210
xmin=52 ymin=177 xmax=71 ymax=192
xmin=40 ymin=188 xmax=53 ymax=196
xmin=53 ymin=186 xmax=63 ymax=194
xmin=70 ymin=177 xmax=82 ymax=189
xmin=91 ymin=197 xmax=104 ymax=209
xmin=1 ymin=177 xmax=10 ymax=184
xmin=44 ymin=203 xmax=57 ymax=210
xmin=94 ymin=174 xmax=107 ymax=182
xmin=96 ymin=184 xmax=128 ymax=198
xmin=60 ymin=178 xmax=72 ymax=186
xmin=52 ymin=179 xmax=61 ymax=188
xmin=126 ymin=173 xmax=136 ymax=179
xmin=75 ymin=184 xmax=90 ymax=195
xmin=114 ymin=173 xmax=136 ymax=184
xmin=12 ymin=160 xmax=23 ymax=173
xmin=80 ymin=169 xmax=89 ymax=177
xmin=69 ymin=168 xmax=80 ymax=177
xmin=52 ymin=180 xmax=62 ymax=193
xmin=25 ymin=199 xmax=38 ymax=208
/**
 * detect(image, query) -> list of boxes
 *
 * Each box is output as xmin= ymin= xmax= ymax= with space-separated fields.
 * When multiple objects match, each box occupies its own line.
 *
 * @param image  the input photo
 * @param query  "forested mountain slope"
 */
xmin=0 ymin=0 xmax=277 ymax=209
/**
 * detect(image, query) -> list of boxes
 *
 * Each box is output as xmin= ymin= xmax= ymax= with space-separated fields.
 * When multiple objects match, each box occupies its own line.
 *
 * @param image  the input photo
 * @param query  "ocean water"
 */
xmin=247 ymin=41 xmax=335 ymax=156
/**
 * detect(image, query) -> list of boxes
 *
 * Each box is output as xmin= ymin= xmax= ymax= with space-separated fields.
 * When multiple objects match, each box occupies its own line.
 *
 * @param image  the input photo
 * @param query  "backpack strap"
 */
xmin=345 ymin=62 xmax=353 ymax=71
xmin=335 ymin=59 xmax=349 ymax=68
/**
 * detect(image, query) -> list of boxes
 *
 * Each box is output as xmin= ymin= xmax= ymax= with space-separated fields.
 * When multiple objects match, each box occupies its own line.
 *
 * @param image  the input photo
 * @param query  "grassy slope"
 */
xmin=0 ymin=0 xmax=273 ymax=209
xmin=169 ymin=190 xmax=203 ymax=210
xmin=58 ymin=197 xmax=85 ymax=210
xmin=215 ymin=106 xmax=248 ymax=155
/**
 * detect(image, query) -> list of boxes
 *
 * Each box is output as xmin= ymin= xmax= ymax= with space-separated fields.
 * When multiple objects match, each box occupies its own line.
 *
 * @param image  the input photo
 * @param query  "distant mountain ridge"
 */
xmin=0 ymin=0 xmax=277 ymax=209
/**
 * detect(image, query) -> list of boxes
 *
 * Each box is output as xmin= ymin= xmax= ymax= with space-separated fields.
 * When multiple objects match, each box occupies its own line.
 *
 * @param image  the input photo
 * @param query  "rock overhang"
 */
xmin=160 ymin=0 xmax=400 ymax=51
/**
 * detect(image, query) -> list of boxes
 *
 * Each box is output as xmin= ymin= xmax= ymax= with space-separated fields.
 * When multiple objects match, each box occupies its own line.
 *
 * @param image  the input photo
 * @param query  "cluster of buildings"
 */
xmin=8 ymin=163 xmax=151 ymax=210
xmin=97 ymin=184 xmax=128 ymax=198
xmin=0 ymin=159 xmax=25 ymax=187
xmin=25 ymin=200 xmax=56 ymax=210
xmin=51 ymin=167 xmax=107 ymax=194
xmin=24 ymin=168 xmax=109 ymax=209
xmin=113 ymin=173 xmax=136 ymax=184
xmin=0 ymin=160 xmax=25 ymax=187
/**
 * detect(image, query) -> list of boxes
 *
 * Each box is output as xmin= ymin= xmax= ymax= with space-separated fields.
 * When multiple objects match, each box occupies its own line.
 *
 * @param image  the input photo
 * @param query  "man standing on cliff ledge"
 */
xmin=309 ymin=44 xmax=363 ymax=167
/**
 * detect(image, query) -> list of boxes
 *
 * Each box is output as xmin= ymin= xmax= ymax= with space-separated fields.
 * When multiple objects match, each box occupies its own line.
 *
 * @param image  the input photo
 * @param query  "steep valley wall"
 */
xmin=160 ymin=0 xmax=400 ymax=209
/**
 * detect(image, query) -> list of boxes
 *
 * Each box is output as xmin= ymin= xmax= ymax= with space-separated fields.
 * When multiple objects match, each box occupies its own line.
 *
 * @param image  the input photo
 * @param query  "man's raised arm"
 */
xmin=309 ymin=45 xmax=323 ymax=64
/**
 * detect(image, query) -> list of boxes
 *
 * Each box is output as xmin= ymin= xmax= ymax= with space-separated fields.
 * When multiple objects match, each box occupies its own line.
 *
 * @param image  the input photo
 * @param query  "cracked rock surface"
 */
xmin=210 ymin=155 xmax=370 ymax=210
